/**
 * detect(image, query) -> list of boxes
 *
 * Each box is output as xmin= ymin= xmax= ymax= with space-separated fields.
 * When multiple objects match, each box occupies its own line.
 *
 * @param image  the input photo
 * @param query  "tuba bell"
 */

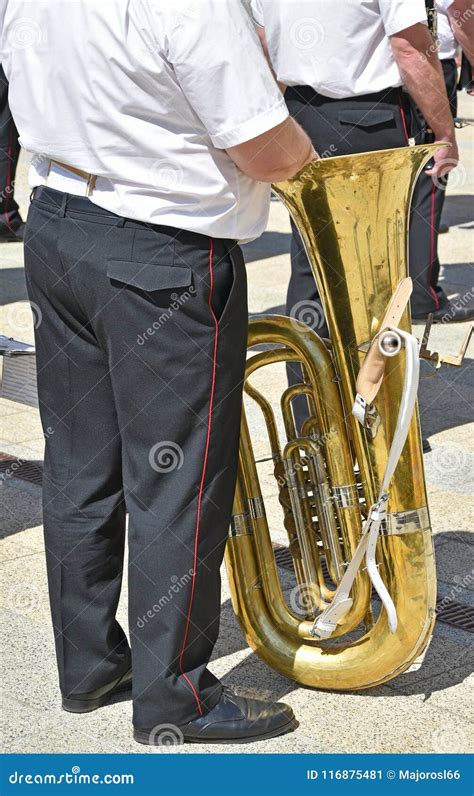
xmin=225 ymin=144 xmax=441 ymax=690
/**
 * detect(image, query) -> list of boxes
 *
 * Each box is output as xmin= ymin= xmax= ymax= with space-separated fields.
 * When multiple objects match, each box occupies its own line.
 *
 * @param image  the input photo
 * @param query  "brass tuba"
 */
xmin=225 ymin=145 xmax=440 ymax=690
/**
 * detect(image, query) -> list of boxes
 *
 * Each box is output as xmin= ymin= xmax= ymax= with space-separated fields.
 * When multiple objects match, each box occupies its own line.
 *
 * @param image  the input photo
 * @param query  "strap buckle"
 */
xmin=353 ymin=394 xmax=381 ymax=438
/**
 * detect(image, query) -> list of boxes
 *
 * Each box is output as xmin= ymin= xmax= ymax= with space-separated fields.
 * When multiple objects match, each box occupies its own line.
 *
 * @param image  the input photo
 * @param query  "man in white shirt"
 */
xmin=409 ymin=0 xmax=474 ymax=322
xmin=0 ymin=0 xmax=314 ymax=745
xmin=251 ymin=0 xmax=461 ymax=429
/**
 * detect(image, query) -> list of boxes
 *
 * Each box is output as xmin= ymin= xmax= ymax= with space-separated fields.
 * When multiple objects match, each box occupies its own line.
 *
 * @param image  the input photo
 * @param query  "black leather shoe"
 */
xmin=0 ymin=223 xmax=25 ymax=243
xmin=62 ymin=666 xmax=132 ymax=713
xmin=134 ymin=688 xmax=298 ymax=745
xmin=412 ymin=301 xmax=474 ymax=324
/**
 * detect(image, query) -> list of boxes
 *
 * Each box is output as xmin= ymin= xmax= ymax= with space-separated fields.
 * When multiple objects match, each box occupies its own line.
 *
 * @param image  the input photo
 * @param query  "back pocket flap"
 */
xmin=107 ymin=260 xmax=192 ymax=292
xmin=338 ymin=109 xmax=395 ymax=128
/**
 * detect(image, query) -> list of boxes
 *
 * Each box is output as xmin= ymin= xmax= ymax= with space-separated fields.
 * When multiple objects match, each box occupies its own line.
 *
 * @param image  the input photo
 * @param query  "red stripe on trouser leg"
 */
xmin=399 ymin=104 xmax=410 ymax=144
xmin=178 ymin=238 xmax=218 ymax=716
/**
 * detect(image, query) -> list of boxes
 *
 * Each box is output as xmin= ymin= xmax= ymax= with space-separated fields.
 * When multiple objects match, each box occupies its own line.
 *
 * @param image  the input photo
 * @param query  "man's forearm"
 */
xmin=448 ymin=1 xmax=474 ymax=66
xmin=391 ymin=23 xmax=455 ymax=141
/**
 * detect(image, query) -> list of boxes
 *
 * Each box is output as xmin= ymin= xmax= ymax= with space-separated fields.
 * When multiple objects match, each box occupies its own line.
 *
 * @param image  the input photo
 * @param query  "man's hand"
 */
xmin=390 ymin=22 xmax=459 ymax=176
xmin=425 ymin=139 xmax=460 ymax=179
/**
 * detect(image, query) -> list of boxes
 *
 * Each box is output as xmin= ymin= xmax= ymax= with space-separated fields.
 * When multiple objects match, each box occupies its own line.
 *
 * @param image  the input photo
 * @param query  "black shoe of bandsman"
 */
xmin=62 ymin=666 xmax=132 ymax=713
xmin=134 ymin=687 xmax=298 ymax=745
xmin=412 ymin=300 xmax=474 ymax=324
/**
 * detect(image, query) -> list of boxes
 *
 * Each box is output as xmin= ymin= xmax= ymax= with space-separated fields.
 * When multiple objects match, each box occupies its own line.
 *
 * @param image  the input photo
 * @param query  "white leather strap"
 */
xmin=311 ymin=328 xmax=420 ymax=639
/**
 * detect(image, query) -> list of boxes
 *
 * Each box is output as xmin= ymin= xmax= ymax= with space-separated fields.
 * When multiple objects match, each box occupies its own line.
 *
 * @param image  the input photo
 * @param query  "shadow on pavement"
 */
xmin=242 ymin=231 xmax=291 ymax=264
xmin=441 ymin=194 xmax=474 ymax=228
xmin=0 ymin=266 xmax=28 ymax=305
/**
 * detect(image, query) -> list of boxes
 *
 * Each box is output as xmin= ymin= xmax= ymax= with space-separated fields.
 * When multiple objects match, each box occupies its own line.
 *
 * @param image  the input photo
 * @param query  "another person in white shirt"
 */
xmin=251 ymin=0 xmax=462 ymax=432
xmin=409 ymin=0 xmax=474 ymax=322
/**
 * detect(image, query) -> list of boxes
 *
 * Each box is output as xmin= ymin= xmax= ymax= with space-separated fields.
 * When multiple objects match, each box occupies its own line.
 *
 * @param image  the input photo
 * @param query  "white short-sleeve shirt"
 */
xmin=251 ymin=0 xmax=428 ymax=99
xmin=0 ymin=0 xmax=289 ymax=240
xmin=436 ymin=0 xmax=457 ymax=60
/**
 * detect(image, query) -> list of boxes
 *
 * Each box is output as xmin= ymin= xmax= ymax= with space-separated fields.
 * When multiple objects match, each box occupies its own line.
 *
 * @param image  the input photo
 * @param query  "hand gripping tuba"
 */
xmin=225 ymin=145 xmax=441 ymax=690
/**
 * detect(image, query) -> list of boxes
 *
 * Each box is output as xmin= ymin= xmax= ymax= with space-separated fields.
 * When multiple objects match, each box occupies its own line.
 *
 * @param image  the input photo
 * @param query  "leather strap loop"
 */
xmin=355 ymin=278 xmax=413 ymax=406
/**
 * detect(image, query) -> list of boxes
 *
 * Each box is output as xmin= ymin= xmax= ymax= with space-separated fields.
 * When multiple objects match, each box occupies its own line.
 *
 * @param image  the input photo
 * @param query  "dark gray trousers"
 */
xmin=408 ymin=58 xmax=458 ymax=315
xmin=284 ymin=86 xmax=410 ymax=429
xmin=24 ymin=186 xmax=248 ymax=729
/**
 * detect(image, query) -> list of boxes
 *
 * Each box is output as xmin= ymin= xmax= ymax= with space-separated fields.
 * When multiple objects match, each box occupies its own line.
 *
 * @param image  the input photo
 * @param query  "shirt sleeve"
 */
xmin=378 ymin=0 xmax=428 ymax=36
xmin=251 ymin=0 xmax=265 ymax=27
xmin=165 ymin=0 xmax=288 ymax=149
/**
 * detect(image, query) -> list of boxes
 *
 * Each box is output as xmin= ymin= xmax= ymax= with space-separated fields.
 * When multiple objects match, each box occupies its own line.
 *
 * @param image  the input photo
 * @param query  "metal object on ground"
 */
xmin=226 ymin=145 xmax=441 ymax=690
xmin=419 ymin=315 xmax=473 ymax=368
xmin=0 ymin=454 xmax=43 ymax=485
xmin=0 ymin=336 xmax=38 ymax=408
